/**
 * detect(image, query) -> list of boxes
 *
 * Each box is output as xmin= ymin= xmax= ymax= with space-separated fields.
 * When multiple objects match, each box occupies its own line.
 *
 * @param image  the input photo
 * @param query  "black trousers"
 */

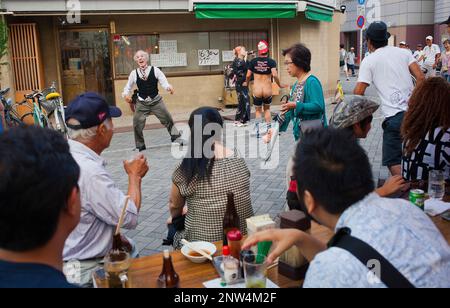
xmin=235 ymin=86 xmax=251 ymax=123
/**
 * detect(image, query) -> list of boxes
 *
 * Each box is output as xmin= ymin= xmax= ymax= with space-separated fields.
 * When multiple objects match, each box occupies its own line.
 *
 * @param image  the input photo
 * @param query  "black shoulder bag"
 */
xmin=328 ymin=227 xmax=415 ymax=288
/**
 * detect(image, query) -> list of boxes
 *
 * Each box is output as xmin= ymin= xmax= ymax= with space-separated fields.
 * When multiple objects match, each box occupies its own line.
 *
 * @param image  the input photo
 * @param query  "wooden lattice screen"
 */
xmin=9 ymin=23 xmax=44 ymax=102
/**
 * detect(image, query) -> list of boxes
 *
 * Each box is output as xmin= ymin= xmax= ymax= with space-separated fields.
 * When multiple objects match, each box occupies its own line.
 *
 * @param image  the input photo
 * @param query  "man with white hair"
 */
xmin=122 ymin=50 xmax=182 ymax=152
xmin=63 ymin=92 xmax=149 ymax=287
xmin=419 ymin=36 xmax=441 ymax=78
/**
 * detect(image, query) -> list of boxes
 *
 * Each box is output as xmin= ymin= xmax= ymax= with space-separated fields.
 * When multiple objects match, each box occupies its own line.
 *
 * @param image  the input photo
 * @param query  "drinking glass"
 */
xmin=243 ymin=254 xmax=267 ymax=288
xmin=104 ymin=251 xmax=131 ymax=288
xmin=428 ymin=170 xmax=445 ymax=200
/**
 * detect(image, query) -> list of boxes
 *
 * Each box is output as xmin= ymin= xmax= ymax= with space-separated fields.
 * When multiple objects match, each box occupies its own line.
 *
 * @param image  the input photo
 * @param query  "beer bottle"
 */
xmin=157 ymin=249 xmax=180 ymax=288
xmin=223 ymin=192 xmax=240 ymax=246
xmin=112 ymin=233 xmax=123 ymax=252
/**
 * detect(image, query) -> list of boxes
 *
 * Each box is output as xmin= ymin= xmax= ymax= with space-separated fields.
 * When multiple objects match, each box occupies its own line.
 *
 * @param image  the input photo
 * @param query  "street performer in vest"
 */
xmin=122 ymin=50 xmax=182 ymax=151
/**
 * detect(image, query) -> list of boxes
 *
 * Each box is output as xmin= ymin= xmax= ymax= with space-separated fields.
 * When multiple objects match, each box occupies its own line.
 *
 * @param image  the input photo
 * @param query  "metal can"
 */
xmin=409 ymin=189 xmax=425 ymax=210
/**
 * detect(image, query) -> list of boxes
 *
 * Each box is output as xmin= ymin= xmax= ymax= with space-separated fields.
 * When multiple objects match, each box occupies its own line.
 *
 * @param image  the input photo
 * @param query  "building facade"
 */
xmin=340 ymin=0 xmax=450 ymax=62
xmin=0 ymin=0 xmax=342 ymax=116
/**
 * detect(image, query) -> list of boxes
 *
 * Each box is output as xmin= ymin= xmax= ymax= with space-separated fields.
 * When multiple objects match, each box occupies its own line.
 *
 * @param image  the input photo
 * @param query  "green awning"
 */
xmin=195 ymin=3 xmax=297 ymax=19
xmin=305 ymin=5 xmax=333 ymax=23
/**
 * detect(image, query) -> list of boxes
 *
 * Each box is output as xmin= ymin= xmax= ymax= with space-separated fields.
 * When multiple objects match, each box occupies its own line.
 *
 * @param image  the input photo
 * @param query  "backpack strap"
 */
xmin=328 ymin=228 xmax=415 ymax=288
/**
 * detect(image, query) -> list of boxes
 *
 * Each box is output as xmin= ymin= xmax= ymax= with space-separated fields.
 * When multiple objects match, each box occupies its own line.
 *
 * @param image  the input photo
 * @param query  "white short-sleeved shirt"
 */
xmin=358 ymin=46 xmax=416 ymax=118
xmin=339 ymin=49 xmax=346 ymax=62
xmin=303 ymin=193 xmax=450 ymax=288
xmin=413 ymin=50 xmax=424 ymax=66
xmin=423 ymin=44 xmax=441 ymax=66
xmin=347 ymin=52 xmax=356 ymax=65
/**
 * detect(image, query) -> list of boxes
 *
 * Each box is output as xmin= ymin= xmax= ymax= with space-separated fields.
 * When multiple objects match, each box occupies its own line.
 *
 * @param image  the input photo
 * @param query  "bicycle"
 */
xmin=41 ymin=82 xmax=68 ymax=137
xmin=17 ymin=83 xmax=68 ymax=136
xmin=0 ymin=88 xmax=25 ymax=129
xmin=20 ymin=90 xmax=49 ymax=128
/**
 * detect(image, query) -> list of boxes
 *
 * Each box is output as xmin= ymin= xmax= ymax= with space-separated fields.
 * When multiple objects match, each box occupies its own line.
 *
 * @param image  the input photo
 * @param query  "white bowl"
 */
xmin=181 ymin=241 xmax=217 ymax=264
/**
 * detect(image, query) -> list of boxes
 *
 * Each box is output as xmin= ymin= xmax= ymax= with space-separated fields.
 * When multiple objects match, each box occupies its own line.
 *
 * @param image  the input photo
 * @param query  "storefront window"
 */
xmin=59 ymin=29 xmax=114 ymax=105
xmin=113 ymin=31 xmax=268 ymax=78
xmin=113 ymin=34 xmax=159 ymax=77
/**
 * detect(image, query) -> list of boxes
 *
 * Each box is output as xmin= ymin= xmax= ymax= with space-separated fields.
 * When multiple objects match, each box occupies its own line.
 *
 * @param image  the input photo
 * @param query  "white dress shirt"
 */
xmin=63 ymin=140 xmax=139 ymax=261
xmin=304 ymin=193 xmax=450 ymax=288
xmin=121 ymin=66 xmax=172 ymax=100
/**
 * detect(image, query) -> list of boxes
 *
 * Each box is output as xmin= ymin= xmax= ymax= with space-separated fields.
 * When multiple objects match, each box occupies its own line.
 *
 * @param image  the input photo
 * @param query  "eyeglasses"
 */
xmin=284 ymin=61 xmax=294 ymax=66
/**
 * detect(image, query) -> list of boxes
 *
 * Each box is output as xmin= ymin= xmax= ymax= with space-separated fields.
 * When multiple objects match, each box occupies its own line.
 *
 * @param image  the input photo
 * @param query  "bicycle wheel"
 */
xmin=6 ymin=114 xmax=22 ymax=128
xmin=20 ymin=112 xmax=34 ymax=124
xmin=41 ymin=114 xmax=50 ymax=128
xmin=56 ymin=109 xmax=68 ymax=135
xmin=8 ymin=117 xmax=22 ymax=127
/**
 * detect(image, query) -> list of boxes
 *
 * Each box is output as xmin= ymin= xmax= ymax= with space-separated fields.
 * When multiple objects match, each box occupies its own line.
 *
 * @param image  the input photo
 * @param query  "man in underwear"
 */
xmin=244 ymin=40 xmax=287 ymax=138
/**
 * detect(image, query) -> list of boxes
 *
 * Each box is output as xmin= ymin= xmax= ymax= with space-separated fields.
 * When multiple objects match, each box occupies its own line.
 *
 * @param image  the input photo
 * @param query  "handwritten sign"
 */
xmin=222 ymin=50 xmax=235 ymax=62
xmin=198 ymin=49 xmax=220 ymax=66
xmin=151 ymin=53 xmax=187 ymax=67
xmin=159 ymin=40 xmax=178 ymax=54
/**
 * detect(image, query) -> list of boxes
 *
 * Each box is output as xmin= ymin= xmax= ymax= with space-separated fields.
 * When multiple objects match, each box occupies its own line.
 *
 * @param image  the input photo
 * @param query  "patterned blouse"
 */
xmin=402 ymin=127 xmax=450 ymax=183
xmin=172 ymin=150 xmax=254 ymax=249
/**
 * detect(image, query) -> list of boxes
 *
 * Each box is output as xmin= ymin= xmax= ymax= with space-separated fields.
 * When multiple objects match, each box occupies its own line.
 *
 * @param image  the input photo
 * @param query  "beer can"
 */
xmin=409 ymin=189 xmax=425 ymax=210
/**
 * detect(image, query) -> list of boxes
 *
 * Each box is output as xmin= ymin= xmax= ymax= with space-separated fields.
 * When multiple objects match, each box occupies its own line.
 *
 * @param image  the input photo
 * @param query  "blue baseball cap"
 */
xmin=65 ymin=92 xmax=122 ymax=129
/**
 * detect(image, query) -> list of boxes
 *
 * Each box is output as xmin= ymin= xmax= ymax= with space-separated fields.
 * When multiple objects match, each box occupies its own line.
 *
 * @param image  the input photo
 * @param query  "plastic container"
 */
xmin=227 ymin=230 xmax=242 ymax=260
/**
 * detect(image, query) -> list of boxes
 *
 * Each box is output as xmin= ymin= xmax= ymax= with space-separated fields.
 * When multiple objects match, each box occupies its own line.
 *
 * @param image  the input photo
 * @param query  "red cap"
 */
xmin=223 ymin=246 xmax=230 ymax=256
xmin=288 ymin=180 xmax=298 ymax=193
xmin=258 ymin=40 xmax=269 ymax=55
xmin=227 ymin=230 xmax=242 ymax=241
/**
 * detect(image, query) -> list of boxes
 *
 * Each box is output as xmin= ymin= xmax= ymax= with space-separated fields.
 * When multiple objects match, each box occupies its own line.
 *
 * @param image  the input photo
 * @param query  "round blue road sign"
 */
xmin=357 ymin=15 xmax=365 ymax=28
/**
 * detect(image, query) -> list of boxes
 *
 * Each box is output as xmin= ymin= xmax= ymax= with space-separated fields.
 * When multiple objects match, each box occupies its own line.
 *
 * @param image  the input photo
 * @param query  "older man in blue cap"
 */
xmin=354 ymin=21 xmax=424 ymax=177
xmin=63 ymin=92 xmax=149 ymax=287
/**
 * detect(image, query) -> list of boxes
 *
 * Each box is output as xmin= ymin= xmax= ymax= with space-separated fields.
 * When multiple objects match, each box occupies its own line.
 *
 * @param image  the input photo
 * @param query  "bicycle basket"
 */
xmin=40 ymin=99 xmax=57 ymax=114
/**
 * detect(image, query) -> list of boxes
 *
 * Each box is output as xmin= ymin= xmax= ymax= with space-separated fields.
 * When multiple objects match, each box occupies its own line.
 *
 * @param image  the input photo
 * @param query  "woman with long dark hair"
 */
xmin=168 ymin=107 xmax=253 ymax=249
xmin=401 ymin=77 xmax=450 ymax=183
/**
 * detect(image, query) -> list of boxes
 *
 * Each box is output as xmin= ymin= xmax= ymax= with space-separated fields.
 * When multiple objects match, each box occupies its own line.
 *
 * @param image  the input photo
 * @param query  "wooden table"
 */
xmin=430 ymin=194 xmax=450 ymax=244
xmin=96 ymin=206 xmax=449 ymax=288
xmin=95 ymin=222 xmax=334 ymax=288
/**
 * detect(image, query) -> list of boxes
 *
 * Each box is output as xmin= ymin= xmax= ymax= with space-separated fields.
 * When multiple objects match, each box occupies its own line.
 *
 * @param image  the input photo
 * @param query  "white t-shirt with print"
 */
xmin=423 ymin=44 xmax=441 ymax=66
xmin=358 ymin=46 xmax=416 ymax=118
xmin=413 ymin=50 xmax=424 ymax=66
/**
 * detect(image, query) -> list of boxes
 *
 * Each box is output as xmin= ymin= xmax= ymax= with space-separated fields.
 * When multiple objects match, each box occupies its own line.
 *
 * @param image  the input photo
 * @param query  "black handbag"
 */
xmin=131 ymin=89 xmax=138 ymax=105
xmin=162 ymin=215 xmax=186 ymax=246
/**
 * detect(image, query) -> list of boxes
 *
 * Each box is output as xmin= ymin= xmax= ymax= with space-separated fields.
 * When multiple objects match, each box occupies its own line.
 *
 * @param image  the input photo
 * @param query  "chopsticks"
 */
xmin=115 ymin=196 xmax=130 ymax=236
xmin=181 ymin=239 xmax=213 ymax=261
